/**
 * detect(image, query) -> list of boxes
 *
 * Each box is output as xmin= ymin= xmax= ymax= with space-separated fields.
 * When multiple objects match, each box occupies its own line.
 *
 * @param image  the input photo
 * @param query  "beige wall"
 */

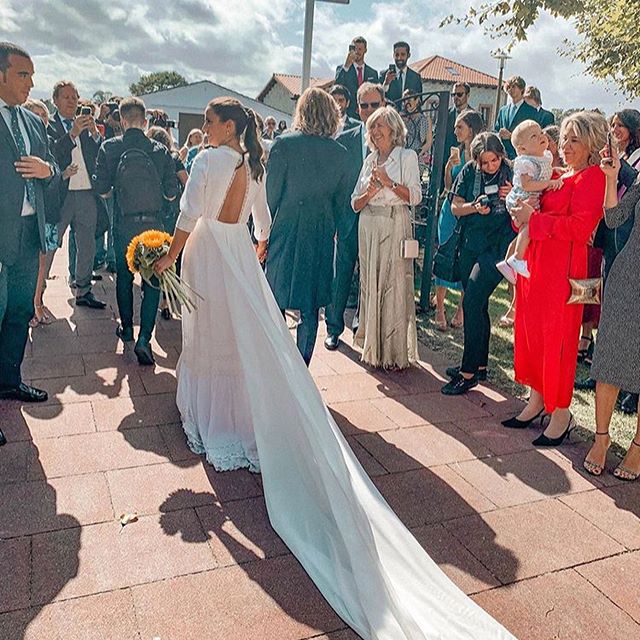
xmin=420 ymin=80 xmax=499 ymax=127
xmin=261 ymin=83 xmax=296 ymax=116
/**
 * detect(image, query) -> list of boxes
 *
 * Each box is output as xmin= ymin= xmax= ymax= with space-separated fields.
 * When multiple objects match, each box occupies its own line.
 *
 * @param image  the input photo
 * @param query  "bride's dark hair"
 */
xmin=207 ymin=97 xmax=265 ymax=182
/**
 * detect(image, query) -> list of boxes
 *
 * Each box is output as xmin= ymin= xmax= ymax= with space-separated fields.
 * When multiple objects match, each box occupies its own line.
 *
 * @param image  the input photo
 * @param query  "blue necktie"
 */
xmin=63 ymin=118 xmax=73 ymax=131
xmin=8 ymin=106 xmax=37 ymax=206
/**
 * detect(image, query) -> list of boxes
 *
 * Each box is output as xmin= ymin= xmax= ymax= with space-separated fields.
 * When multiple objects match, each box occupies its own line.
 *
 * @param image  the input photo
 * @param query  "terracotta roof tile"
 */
xmin=410 ymin=55 xmax=498 ymax=88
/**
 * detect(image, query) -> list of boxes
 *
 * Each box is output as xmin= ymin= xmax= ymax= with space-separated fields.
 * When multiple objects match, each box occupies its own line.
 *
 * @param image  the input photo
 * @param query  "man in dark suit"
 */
xmin=0 ymin=42 xmax=58 ymax=413
xmin=524 ymin=86 xmax=555 ymax=128
xmin=444 ymin=82 xmax=472 ymax=157
xmin=47 ymin=80 xmax=106 ymax=309
xmin=324 ymin=82 xmax=384 ymax=351
xmin=335 ymin=36 xmax=379 ymax=120
xmin=381 ymin=41 xmax=423 ymax=109
xmin=494 ymin=75 xmax=539 ymax=159
xmin=328 ymin=84 xmax=360 ymax=134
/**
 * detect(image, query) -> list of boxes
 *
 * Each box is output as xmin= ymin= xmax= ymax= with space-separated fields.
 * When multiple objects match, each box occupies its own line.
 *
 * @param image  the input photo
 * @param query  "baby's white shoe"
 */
xmin=496 ymin=260 xmax=517 ymax=284
xmin=506 ymin=255 xmax=531 ymax=279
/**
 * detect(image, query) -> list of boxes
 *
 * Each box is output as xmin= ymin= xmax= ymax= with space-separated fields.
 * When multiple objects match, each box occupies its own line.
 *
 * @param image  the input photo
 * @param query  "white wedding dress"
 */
xmin=176 ymin=146 xmax=516 ymax=640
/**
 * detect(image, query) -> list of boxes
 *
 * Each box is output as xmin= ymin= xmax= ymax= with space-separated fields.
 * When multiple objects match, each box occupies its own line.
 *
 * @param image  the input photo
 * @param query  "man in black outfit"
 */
xmin=325 ymin=82 xmax=384 ymax=351
xmin=0 ymin=42 xmax=58 ymax=426
xmin=93 ymin=97 xmax=178 ymax=366
xmin=381 ymin=41 xmax=423 ymax=108
xmin=328 ymin=85 xmax=360 ymax=134
xmin=335 ymin=36 xmax=379 ymax=120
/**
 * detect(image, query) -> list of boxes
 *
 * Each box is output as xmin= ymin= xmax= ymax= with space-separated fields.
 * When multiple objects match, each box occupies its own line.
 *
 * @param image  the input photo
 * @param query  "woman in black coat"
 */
xmin=265 ymin=87 xmax=349 ymax=365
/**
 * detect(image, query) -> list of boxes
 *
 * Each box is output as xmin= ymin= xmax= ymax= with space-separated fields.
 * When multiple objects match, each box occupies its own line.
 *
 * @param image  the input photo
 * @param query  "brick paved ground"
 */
xmin=1 ymin=253 xmax=639 ymax=640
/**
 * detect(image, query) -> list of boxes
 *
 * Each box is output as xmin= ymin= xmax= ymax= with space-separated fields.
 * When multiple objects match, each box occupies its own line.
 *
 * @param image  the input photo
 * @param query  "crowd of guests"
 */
xmin=0 ymin=37 xmax=638 ymax=483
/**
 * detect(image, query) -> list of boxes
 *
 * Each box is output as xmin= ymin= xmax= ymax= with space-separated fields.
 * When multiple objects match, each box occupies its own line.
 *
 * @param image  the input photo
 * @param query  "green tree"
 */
xmin=442 ymin=1 xmax=640 ymax=97
xmin=92 ymin=90 xmax=112 ymax=103
xmin=129 ymin=71 xmax=188 ymax=96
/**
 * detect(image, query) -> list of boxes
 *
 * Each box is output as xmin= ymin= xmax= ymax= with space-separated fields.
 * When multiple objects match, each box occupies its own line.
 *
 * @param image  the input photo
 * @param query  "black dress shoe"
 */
xmin=76 ymin=292 xmax=106 ymax=309
xmin=91 ymin=272 xmax=103 ymax=281
xmin=116 ymin=325 xmax=134 ymax=342
xmin=620 ymin=392 xmax=639 ymax=415
xmin=160 ymin=307 xmax=171 ymax=320
xmin=441 ymin=373 xmax=478 ymax=396
xmin=532 ymin=415 xmax=575 ymax=447
xmin=324 ymin=334 xmax=340 ymax=351
xmin=501 ymin=408 xmax=545 ymax=429
xmin=446 ymin=365 xmax=488 ymax=381
xmin=134 ymin=338 xmax=155 ymax=366
xmin=575 ymin=377 xmax=597 ymax=391
xmin=0 ymin=383 xmax=48 ymax=403
xmin=0 ymin=428 xmax=7 ymax=446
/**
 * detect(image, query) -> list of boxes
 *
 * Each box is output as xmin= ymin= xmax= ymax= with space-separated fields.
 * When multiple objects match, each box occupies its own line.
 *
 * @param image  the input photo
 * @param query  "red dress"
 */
xmin=514 ymin=165 xmax=605 ymax=412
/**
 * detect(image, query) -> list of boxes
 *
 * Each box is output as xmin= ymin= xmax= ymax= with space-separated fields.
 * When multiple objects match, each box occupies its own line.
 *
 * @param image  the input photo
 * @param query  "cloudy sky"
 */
xmin=1 ymin=0 xmax=637 ymax=114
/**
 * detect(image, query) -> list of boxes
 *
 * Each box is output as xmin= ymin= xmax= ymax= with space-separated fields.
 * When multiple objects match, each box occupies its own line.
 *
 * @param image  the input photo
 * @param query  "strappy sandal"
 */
xmin=583 ymin=431 xmax=611 ymax=476
xmin=577 ymin=335 xmax=593 ymax=363
xmin=613 ymin=440 xmax=640 ymax=481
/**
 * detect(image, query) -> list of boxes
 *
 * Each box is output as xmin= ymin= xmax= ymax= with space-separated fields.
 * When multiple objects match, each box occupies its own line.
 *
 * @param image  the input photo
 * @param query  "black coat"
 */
xmin=335 ymin=64 xmax=379 ymax=119
xmin=380 ymin=66 xmax=423 ymax=107
xmin=0 ymin=107 xmax=57 ymax=265
xmin=536 ymin=107 xmax=555 ymax=129
xmin=47 ymin=112 xmax=109 ymax=230
xmin=265 ymin=132 xmax=349 ymax=310
xmin=494 ymin=101 xmax=540 ymax=159
xmin=335 ymin=124 xmax=365 ymax=238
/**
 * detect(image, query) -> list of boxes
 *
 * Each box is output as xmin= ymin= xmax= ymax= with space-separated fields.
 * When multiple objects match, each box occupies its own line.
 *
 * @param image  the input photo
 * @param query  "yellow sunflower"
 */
xmin=126 ymin=234 xmax=141 ymax=273
xmin=138 ymin=230 xmax=172 ymax=248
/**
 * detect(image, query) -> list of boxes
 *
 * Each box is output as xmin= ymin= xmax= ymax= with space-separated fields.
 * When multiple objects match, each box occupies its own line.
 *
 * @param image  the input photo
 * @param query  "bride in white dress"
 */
xmin=155 ymin=96 xmax=516 ymax=640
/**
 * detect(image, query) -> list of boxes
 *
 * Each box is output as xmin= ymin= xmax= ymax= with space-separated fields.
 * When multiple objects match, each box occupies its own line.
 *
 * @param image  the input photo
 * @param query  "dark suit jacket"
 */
xmin=342 ymin=116 xmax=360 ymax=132
xmin=335 ymin=63 xmax=379 ymax=119
xmin=335 ymin=124 xmax=365 ymax=238
xmin=0 ymin=106 xmax=57 ymax=265
xmin=536 ymin=108 xmax=555 ymax=129
xmin=494 ymin=101 xmax=540 ymax=159
xmin=381 ymin=66 xmax=423 ymax=107
xmin=265 ymin=131 xmax=349 ymax=310
xmin=48 ymin=112 xmax=108 ymax=229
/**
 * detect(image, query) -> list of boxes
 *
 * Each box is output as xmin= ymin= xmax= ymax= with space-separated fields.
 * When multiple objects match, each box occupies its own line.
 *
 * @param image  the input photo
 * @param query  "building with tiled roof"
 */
xmin=257 ymin=55 xmax=500 ymax=123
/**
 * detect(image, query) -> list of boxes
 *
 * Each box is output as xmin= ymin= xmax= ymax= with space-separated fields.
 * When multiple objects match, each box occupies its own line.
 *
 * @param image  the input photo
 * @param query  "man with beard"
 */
xmin=381 ymin=41 xmax=423 ymax=109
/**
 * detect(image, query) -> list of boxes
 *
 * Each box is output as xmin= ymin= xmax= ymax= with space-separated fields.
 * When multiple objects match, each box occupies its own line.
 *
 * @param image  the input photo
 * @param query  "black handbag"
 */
xmin=433 ymin=222 xmax=461 ymax=282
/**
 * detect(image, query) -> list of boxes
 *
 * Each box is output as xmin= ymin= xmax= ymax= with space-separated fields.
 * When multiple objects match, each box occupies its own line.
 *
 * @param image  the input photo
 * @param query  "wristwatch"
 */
xmin=391 ymin=181 xmax=399 ymax=190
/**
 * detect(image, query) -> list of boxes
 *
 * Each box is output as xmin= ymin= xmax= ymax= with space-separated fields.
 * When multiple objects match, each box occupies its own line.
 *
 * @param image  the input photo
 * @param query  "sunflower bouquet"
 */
xmin=126 ymin=230 xmax=202 ymax=316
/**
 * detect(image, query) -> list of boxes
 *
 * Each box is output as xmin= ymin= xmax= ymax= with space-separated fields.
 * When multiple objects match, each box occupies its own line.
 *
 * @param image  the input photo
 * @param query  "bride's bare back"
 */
xmin=217 ymin=159 xmax=249 ymax=225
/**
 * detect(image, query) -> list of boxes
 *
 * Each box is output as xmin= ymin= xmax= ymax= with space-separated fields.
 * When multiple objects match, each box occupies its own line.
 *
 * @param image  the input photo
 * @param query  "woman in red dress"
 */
xmin=505 ymin=112 xmax=607 ymax=446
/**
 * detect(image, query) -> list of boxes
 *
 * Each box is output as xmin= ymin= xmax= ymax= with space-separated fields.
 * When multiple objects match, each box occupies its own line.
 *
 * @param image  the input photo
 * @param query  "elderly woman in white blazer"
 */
xmin=351 ymin=106 xmax=422 ymax=369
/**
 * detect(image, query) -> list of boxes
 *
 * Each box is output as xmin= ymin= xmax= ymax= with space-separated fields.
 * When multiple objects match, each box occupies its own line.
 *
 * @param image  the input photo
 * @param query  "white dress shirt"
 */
xmin=0 ymin=97 xmax=35 ymax=216
xmin=351 ymin=146 xmax=422 ymax=208
xmin=68 ymin=133 xmax=93 ymax=191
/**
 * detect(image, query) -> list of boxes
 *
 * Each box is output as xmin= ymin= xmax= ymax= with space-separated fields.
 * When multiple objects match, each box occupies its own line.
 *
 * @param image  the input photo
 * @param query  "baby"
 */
xmin=496 ymin=120 xmax=563 ymax=283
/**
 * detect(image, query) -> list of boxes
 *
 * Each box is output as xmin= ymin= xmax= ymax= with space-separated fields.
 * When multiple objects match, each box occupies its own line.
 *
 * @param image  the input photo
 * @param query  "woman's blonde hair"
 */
xmin=186 ymin=128 xmax=203 ymax=146
xmin=23 ymin=98 xmax=50 ymax=124
xmin=365 ymin=106 xmax=407 ymax=151
xmin=292 ymin=87 xmax=340 ymax=138
xmin=560 ymin=111 xmax=608 ymax=167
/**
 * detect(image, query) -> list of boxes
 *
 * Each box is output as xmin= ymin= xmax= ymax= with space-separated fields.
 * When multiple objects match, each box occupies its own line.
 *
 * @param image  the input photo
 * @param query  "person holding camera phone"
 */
xmin=334 ymin=36 xmax=379 ymax=120
xmin=46 ymin=80 xmax=106 ymax=308
xmin=381 ymin=41 xmax=423 ymax=109
xmin=441 ymin=132 xmax=515 ymax=395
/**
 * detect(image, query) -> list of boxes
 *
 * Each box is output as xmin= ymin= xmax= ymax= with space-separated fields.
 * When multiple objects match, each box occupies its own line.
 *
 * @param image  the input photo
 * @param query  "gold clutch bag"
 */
xmin=567 ymin=278 xmax=602 ymax=305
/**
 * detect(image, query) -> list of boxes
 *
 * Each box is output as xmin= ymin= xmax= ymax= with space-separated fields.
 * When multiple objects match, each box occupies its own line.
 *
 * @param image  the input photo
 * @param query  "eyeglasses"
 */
xmin=359 ymin=101 xmax=381 ymax=109
xmin=453 ymin=92 xmax=466 ymax=97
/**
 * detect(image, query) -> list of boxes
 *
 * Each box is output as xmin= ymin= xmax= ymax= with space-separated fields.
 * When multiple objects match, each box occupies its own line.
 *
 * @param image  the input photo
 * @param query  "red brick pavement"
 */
xmin=1 ymin=256 xmax=639 ymax=640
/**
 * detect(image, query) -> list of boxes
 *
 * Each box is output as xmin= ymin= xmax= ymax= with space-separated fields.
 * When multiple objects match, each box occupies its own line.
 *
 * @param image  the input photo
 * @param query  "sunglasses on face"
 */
xmin=453 ymin=92 xmax=466 ymax=97
xmin=359 ymin=101 xmax=381 ymax=109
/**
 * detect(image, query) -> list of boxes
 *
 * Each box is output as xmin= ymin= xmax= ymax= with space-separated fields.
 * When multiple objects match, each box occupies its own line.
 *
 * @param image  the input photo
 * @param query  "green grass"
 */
xmin=415 ymin=281 xmax=637 ymax=458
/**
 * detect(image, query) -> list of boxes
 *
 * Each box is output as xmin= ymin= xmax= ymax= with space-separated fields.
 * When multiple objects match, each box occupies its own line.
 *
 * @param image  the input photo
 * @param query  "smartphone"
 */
xmin=603 ymin=132 xmax=614 ymax=165
xmin=388 ymin=63 xmax=395 ymax=74
xmin=450 ymin=146 xmax=461 ymax=163
xmin=348 ymin=44 xmax=355 ymax=52
xmin=81 ymin=106 xmax=92 ymax=116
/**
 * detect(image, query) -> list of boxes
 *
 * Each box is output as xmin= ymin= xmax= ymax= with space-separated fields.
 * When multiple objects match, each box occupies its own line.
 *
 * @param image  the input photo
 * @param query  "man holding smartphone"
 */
xmin=335 ymin=37 xmax=379 ymax=120
xmin=381 ymin=41 xmax=423 ymax=108
xmin=47 ymin=80 xmax=106 ymax=308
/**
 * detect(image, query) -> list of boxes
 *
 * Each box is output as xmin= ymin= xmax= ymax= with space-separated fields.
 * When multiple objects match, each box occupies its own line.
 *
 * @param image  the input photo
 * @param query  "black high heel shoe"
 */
xmin=532 ymin=414 xmax=575 ymax=447
xmin=501 ymin=408 xmax=545 ymax=429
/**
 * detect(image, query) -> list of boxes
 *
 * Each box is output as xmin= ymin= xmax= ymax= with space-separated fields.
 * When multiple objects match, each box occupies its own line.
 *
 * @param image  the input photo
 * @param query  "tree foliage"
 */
xmin=129 ymin=71 xmax=188 ymax=96
xmin=442 ymin=1 xmax=640 ymax=98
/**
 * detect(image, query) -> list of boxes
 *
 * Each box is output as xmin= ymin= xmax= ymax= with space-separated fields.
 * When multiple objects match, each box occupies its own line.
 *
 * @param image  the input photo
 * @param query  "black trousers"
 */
xmin=458 ymin=246 xmax=506 ymax=375
xmin=0 ymin=217 xmax=40 ymax=388
xmin=325 ymin=223 xmax=359 ymax=338
xmin=282 ymin=308 xmax=320 ymax=366
xmin=114 ymin=216 xmax=163 ymax=341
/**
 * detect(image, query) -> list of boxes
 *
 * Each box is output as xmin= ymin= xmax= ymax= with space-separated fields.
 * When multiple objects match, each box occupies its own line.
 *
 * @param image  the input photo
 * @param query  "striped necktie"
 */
xmin=8 ymin=106 xmax=37 ymax=206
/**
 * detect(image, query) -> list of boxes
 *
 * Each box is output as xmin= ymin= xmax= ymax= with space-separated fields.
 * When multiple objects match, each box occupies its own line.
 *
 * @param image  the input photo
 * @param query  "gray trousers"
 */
xmin=47 ymin=190 xmax=97 ymax=296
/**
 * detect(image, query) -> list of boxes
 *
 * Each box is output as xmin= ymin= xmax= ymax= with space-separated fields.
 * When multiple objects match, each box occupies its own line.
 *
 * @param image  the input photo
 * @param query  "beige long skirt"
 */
xmin=354 ymin=203 xmax=417 ymax=369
